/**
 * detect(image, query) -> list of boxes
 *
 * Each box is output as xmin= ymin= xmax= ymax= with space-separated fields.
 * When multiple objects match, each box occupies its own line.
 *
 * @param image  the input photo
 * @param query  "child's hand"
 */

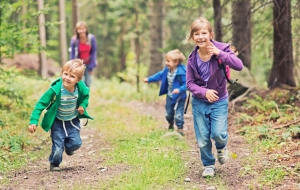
xmin=28 ymin=124 xmax=37 ymax=133
xmin=78 ymin=106 xmax=84 ymax=115
xmin=143 ymin=78 xmax=148 ymax=83
xmin=172 ymin=89 xmax=180 ymax=94
xmin=205 ymin=89 xmax=219 ymax=103
xmin=207 ymin=41 xmax=220 ymax=56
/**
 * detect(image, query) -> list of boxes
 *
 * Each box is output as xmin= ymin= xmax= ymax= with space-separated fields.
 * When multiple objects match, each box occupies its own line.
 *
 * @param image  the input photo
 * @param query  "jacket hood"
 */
xmin=188 ymin=40 xmax=230 ymax=61
xmin=187 ymin=40 xmax=230 ymax=73
xmin=176 ymin=64 xmax=186 ymax=75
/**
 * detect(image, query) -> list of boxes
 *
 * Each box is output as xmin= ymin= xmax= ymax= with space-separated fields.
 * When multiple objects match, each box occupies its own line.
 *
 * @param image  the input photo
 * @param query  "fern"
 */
xmin=9 ymin=136 xmax=23 ymax=153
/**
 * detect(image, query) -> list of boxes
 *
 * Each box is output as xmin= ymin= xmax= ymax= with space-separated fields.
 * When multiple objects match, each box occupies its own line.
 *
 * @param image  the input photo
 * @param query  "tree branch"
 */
xmin=229 ymin=86 xmax=254 ymax=112
xmin=271 ymin=119 xmax=300 ymax=129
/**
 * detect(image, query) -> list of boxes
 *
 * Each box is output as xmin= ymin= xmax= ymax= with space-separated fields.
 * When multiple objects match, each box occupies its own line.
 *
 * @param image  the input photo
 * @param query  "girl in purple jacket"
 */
xmin=186 ymin=17 xmax=243 ymax=177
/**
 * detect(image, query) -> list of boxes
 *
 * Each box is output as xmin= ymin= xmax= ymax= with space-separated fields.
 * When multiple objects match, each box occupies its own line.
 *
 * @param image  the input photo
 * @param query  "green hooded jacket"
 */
xmin=29 ymin=78 xmax=93 ymax=132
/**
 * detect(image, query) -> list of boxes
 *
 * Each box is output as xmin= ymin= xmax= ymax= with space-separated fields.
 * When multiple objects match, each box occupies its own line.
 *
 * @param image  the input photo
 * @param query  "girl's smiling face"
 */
xmin=192 ymin=27 xmax=212 ymax=48
xmin=77 ymin=25 xmax=87 ymax=37
xmin=62 ymin=70 xmax=80 ymax=92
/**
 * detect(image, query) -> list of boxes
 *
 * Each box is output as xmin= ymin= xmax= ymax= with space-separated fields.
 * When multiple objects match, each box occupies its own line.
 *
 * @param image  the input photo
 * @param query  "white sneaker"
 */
xmin=217 ymin=147 xmax=229 ymax=165
xmin=202 ymin=166 xmax=215 ymax=177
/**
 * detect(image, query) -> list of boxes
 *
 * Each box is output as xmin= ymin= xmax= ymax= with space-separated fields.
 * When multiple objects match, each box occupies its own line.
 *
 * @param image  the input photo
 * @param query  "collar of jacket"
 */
xmin=176 ymin=64 xmax=186 ymax=75
xmin=188 ymin=40 xmax=230 ymax=70
xmin=50 ymin=78 xmax=89 ymax=95
xmin=188 ymin=40 xmax=230 ymax=61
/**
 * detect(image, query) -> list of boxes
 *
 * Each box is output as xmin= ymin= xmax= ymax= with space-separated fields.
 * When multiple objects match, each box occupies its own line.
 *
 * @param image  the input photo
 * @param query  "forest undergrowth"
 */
xmin=0 ymin=67 xmax=299 ymax=189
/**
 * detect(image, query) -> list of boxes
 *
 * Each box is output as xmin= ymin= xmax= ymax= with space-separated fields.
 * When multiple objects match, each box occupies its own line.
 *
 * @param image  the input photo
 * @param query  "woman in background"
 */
xmin=70 ymin=21 xmax=97 ymax=87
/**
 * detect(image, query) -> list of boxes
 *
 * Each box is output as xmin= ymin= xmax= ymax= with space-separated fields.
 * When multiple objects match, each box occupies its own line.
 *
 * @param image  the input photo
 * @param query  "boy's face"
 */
xmin=192 ymin=27 xmax=212 ymax=48
xmin=62 ymin=70 xmax=81 ymax=92
xmin=165 ymin=56 xmax=178 ymax=72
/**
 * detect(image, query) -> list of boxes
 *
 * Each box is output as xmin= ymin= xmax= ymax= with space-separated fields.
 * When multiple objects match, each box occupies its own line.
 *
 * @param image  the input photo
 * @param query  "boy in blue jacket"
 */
xmin=143 ymin=49 xmax=187 ymax=135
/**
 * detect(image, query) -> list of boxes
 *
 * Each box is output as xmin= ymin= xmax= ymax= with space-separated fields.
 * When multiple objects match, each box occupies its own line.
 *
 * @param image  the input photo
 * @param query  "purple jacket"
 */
xmin=70 ymin=34 xmax=97 ymax=72
xmin=186 ymin=40 xmax=243 ymax=102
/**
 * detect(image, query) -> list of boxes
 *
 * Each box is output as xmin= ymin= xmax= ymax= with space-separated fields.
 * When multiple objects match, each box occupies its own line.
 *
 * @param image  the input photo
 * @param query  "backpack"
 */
xmin=184 ymin=59 xmax=238 ymax=114
xmin=217 ymin=59 xmax=238 ymax=84
xmin=68 ymin=34 xmax=93 ymax=59
xmin=174 ymin=75 xmax=185 ymax=111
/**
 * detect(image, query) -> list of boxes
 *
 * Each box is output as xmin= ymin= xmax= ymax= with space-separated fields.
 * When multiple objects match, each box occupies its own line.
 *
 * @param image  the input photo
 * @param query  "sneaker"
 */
xmin=202 ymin=166 xmax=215 ymax=177
xmin=217 ymin=147 xmax=229 ymax=165
xmin=65 ymin=149 xmax=74 ymax=156
xmin=50 ymin=163 xmax=60 ymax=171
xmin=177 ymin=128 xmax=184 ymax=136
xmin=168 ymin=123 xmax=174 ymax=130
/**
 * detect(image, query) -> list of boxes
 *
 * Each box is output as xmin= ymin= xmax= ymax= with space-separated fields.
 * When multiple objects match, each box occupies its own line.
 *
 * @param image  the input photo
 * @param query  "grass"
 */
xmin=0 ymin=72 xmax=191 ymax=189
xmin=259 ymin=167 xmax=286 ymax=187
xmin=0 ymin=69 xmax=52 ymax=173
xmin=2 ymin=68 xmax=297 ymax=189
xmin=237 ymin=123 xmax=295 ymax=189
xmin=83 ymin=79 xmax=189 ymax=189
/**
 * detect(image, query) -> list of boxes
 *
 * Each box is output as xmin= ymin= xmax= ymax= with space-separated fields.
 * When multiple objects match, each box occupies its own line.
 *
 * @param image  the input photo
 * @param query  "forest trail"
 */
xmin=132 ymin=101 xmax=255 ymax=189
xmin=2 ymin=99 xmax=297 ymax=189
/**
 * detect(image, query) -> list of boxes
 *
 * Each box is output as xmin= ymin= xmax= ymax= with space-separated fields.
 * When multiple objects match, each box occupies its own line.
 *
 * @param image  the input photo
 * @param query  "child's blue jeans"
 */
xmin=49 ymin=117 xmax=82 ymax=165
xmin=165 ymin=96 xmax=186 ymax=129
xmin=192 ymin=97 xmax=228 ymax=166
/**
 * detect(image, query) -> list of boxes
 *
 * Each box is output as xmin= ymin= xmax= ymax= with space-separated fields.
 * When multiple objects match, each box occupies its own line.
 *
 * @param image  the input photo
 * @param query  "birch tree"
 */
xmin=59 ymin=0 xmax=67 ymax=66
xmin=37 ymin=0 xmax=47 ymax=78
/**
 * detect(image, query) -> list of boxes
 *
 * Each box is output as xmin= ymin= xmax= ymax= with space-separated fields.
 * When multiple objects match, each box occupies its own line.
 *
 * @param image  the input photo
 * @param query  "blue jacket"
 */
xmin=148 ymin=64 xmax=187 ymax=104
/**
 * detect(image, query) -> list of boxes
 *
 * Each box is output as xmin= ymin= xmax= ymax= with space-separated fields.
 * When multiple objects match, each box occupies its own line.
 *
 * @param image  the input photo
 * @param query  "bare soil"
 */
xmin=2 ymin=98 xmax=300 ymax=190
xmin=2 ymin=54 xmax=60 ymax=77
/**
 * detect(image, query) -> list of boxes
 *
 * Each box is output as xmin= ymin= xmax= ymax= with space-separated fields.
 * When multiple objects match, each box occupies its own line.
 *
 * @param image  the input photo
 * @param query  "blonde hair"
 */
xmin=75 ymin=21 xmax=89 ymax=39
xmin=62 ymin=59 xmax=86 ymax=80
xmin=187 ymin=17 xmax=213 ymax=41
xmin=166 ymin=49 xmax=186 ymax=64
xmin=230 ymin=45 xmax=239 ymax=56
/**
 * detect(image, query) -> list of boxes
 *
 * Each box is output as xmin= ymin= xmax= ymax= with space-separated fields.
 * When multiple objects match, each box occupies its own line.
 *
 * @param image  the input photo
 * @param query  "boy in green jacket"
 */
xmin=28 ymin=59 xmax=93 ymax=171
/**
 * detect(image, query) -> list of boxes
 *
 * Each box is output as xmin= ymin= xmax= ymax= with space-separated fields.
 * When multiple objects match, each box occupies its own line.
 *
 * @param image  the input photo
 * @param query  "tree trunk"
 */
xmin=59 ymin=0 xmax=67 ymax=66
xmin=135 ymin=3 xmax=140 ymax=92
xmin=22 ymin=0 xmax=27 ymax=53
xmin=232 ymin=0 xmax=251 ymax=69
xmin=268 ymin=0 xmax=295 ymax=88
xmin=213 ymin=0 xmax=222 ymax=42
xmin=118 ymin=25 xmax=126 ymax=72
xmin=37 ymin=0 xmax=47 ymax=78
xmin=72 ymin=0 xmax=79 ymax=32
xmin=148 ymin=0 xmax=164 ymax=76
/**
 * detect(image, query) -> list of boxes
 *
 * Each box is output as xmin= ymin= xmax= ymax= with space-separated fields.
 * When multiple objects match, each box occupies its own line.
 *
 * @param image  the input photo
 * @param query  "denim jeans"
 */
xmin=165 ymin=96 xmax=186 ymax=128
xmin=192 ymin=97 xmax=228 ymax=166
xmin=49 ymin=117 xmax=82 ymax=165
xmin=82 ymin=69 xmax=92 ymax=87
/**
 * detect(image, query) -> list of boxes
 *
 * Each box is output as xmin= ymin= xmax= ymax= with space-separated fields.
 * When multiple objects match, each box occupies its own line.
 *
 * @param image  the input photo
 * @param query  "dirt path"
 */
xmin=132 ymin=100 xmax=256 ymax=189
xmin=3 ymin=100 xmax=260 ymax=190
xmin=4 ymin=127 xmax=130 ymax=189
